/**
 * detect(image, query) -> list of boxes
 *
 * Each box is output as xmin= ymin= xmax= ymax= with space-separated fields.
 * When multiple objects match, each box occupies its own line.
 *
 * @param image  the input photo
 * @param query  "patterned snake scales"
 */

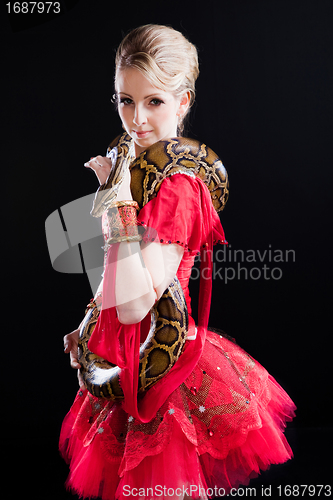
xmin=78 ymin=133 xmax=229 ymax=399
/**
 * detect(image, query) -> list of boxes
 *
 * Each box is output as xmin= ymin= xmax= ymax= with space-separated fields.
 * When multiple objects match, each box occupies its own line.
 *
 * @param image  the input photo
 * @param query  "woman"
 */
xmin=61 ymin=24 xmax=296 ymax=500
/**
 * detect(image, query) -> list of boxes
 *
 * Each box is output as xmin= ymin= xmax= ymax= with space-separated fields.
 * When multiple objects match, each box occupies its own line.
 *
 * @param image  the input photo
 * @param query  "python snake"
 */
xmin=78 ymin=133 xmax=229 ymax=400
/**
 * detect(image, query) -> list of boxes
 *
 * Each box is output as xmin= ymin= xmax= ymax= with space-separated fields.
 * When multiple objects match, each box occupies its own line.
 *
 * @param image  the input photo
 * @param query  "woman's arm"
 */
xmin=86 ymin=155 xmax=184 ymax=324
xmin=113 ymin=172 xmax=185 ymax=322
xmin=94 ymin=240 xmax=183 ymax=324
xmin=64 ymin=155 xmax=184 ymax=384
xmin=115 ymin=240 xmax=184 ymax=324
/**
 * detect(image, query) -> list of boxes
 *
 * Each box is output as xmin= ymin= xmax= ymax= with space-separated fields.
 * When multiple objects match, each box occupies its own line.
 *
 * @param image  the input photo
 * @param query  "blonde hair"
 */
xmin=114 ymin=24 xmax=199 ymax=134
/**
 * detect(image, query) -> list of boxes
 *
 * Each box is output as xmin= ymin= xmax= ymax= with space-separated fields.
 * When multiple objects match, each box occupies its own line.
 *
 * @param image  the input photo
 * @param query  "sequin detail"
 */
xmin=169 ymin=170 xmax=196 ymax=178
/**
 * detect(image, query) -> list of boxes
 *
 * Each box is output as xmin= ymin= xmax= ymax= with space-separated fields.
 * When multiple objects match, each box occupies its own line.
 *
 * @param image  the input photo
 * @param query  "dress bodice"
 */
xmin=177 ymin=251 xmax=196 ymax=316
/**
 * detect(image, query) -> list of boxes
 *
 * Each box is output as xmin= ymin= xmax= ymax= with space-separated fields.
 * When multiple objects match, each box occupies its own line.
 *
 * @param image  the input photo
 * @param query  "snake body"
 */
xmin=78 ymin=133 xmax=229 ymax=400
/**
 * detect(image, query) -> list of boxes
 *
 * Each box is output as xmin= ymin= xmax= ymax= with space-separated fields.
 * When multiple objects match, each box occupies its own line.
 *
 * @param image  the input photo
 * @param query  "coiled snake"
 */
xmin=78 ymin=133 xmax=229 ymax=400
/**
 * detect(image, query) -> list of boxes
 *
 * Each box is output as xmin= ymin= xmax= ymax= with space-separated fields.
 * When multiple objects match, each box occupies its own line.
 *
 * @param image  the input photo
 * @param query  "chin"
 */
xmin=134 ymin=137 xmax=157 ymax=151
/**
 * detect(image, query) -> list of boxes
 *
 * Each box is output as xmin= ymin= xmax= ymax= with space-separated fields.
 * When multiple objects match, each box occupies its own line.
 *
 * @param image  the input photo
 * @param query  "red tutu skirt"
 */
xmin=59 ymin=331 xmax=296 ymax=500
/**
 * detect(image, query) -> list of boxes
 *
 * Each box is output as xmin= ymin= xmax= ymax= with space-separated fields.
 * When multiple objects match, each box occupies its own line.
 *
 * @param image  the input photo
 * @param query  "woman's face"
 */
xmin=116 ymin=68 xmax=189 ymax=156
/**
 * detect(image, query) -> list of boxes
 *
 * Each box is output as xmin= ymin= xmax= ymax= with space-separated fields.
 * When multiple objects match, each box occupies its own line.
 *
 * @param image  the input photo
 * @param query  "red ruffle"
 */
xmin=137 ymin=174 xmax=227 ymax=253
xmin=60 ymin=332 xmax=296 ymax=500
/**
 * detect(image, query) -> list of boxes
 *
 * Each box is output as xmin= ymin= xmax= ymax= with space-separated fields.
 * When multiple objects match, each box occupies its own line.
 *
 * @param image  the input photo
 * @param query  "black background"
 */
xmin=2 ymin=0 xmax=332 ymax=498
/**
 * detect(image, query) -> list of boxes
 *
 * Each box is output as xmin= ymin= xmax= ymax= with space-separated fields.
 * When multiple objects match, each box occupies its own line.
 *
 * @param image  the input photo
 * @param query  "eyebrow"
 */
xmin=118 ymin=92 xmax=165 ymax=100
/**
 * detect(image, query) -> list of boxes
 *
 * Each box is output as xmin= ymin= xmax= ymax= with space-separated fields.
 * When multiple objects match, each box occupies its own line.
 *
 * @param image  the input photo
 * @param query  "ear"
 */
xmin=177 ymin=91 xmax=191 ymax=118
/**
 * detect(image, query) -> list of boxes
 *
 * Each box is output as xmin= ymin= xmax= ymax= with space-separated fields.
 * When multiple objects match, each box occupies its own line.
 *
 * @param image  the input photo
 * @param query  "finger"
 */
xmin=96 ymin=156 xmax=112 ymax=168
xmin=95 ymin=155 xmax=104 ymax=164
xmin=93 ymin=159 xmax=103 ymax=167
xmin=84 ymin=159 xmax=95 ymax=168
xmin=85 ymin=155 xmax=111 ymax=168
xmin=78 ymin=370 xmax=85 ymax=389
xmin=63 ymin=337 xmax=72 ymax=353
xmin=84 ymin=155 xmax=103 ymax=167
xmin=70 ymin=357 xmax=81 ymax=370
xmin=84 ymin=156 xmax=96 ymax=168
xmin=64 ymin=340 xmax=71 ymax=352
xmin=70 ymin=347 xmax=80 ymax=365
xmin=84 ymin=160 xmax=103 ymax=172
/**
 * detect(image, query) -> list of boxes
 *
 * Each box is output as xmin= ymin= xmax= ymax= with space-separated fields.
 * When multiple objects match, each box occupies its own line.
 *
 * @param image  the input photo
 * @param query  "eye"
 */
xmin=119 ymin=97 xmax=133 ymax=105
xmin=150 ymin=98 xmax=164 ymax=106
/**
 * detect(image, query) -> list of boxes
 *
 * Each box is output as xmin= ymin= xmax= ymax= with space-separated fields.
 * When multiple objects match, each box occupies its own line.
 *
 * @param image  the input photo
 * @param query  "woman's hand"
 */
xmin=63 ymin=328 xmax=80 ymax=369
xmin=63 ymin=327 xmax=85 ymax=388
xmin=84 ymin=155 xmax=112 ymax=185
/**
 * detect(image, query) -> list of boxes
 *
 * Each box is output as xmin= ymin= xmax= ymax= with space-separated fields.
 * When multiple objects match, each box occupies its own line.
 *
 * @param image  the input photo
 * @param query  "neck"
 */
xmin=134 ymin=143 xmax=146 ymax=157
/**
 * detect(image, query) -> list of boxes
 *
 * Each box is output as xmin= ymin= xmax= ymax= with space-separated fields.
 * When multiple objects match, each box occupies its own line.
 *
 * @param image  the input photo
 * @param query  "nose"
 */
xmin=133 ymin=104 xmax=147 ymax=126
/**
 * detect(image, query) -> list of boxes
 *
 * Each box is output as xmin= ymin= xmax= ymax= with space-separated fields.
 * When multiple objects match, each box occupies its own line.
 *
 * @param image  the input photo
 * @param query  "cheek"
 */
xmin=118 ymin=106 xmax=131 ymax=126
xmin=154 ymin=106 xmax=177 ymax=127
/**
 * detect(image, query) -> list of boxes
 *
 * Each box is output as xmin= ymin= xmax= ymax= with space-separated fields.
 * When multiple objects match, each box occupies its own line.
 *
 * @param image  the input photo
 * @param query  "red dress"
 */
xmin=59 ymin=173 xmax=296 ymax=499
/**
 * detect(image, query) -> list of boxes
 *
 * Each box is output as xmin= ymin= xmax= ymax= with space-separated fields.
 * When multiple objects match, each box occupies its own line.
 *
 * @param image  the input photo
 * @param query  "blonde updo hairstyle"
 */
xmin=115 ymin=24 xmax=199 ymax=135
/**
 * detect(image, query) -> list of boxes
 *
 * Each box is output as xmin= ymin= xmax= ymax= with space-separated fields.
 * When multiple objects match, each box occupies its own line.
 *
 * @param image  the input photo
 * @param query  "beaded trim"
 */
xmin=168 ymin=170 xmax=196 ymax=178
xmin=137 ymin=220 xmax=227 ymax=252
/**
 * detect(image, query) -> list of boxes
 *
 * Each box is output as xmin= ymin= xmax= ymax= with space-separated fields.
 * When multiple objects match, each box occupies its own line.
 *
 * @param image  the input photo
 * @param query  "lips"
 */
xmin=133 ymin=130 xmax=152 ymax=139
